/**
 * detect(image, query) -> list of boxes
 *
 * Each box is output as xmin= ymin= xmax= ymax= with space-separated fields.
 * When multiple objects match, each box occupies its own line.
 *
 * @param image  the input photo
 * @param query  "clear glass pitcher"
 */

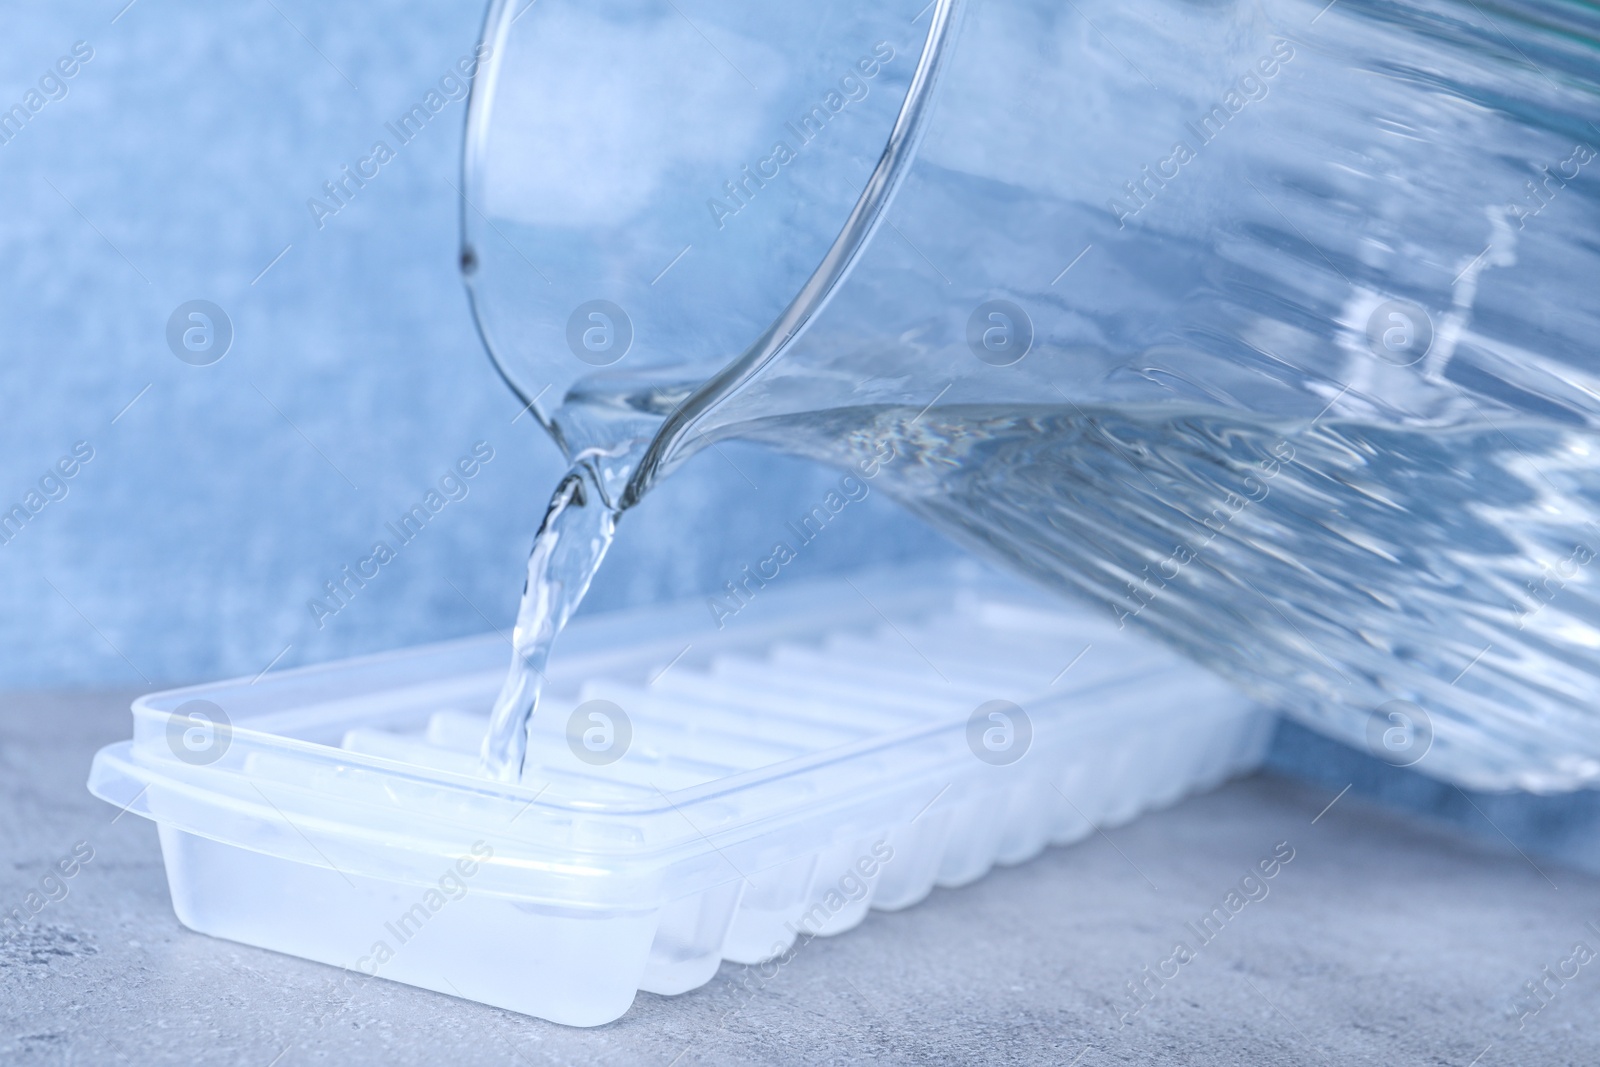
xmin=460 ymin=0 xmax=1600 ymax=791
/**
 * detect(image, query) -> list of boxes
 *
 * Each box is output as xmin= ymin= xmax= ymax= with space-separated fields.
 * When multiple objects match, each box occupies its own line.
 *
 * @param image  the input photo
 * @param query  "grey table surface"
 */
xmin=4 ymin=689 xmax=1598 ymax=1066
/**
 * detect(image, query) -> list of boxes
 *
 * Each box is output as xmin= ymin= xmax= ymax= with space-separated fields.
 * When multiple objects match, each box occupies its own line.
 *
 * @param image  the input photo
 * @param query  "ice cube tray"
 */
xmin=87 ymin=566 xmax=1272 ymax=1026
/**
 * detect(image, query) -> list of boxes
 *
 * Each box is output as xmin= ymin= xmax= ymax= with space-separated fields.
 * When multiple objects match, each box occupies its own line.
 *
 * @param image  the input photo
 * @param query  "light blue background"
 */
xmin=0 ymin=0 xmax=953 ymax=690
xmin=3 ymin=0 xmax=1593 ymax=872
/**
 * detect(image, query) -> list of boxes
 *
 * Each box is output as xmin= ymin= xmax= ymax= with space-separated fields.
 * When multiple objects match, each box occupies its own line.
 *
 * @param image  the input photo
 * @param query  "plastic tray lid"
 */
xmin=88 ymin=564 xmax=1256 ymax=910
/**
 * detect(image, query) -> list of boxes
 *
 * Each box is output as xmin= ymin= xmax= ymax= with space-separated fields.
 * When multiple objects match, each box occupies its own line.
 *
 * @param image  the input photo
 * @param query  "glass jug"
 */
xmin=460 ymin=0 xmax=1600 ymax=791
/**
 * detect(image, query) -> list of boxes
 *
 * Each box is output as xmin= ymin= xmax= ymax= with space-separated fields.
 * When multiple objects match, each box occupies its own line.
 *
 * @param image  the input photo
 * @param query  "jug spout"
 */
xmin=462 ymin=0 xmax=951 ymax=472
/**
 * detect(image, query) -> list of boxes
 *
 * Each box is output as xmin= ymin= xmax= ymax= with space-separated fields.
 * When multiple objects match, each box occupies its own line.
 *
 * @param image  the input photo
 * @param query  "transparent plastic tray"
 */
xmin=87 ymin=566 xmax=1272 ymax=1026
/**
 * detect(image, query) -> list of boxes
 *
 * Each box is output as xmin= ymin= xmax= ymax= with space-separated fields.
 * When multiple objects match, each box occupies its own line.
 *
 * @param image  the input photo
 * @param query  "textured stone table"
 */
xmin=4 ymin=689 xmax=1597 ymax=1065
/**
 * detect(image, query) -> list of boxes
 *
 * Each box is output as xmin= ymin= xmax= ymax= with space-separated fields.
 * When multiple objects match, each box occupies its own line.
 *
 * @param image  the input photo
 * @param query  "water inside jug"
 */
xmin=461 ymin=0 xmax=1600 ymax=791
